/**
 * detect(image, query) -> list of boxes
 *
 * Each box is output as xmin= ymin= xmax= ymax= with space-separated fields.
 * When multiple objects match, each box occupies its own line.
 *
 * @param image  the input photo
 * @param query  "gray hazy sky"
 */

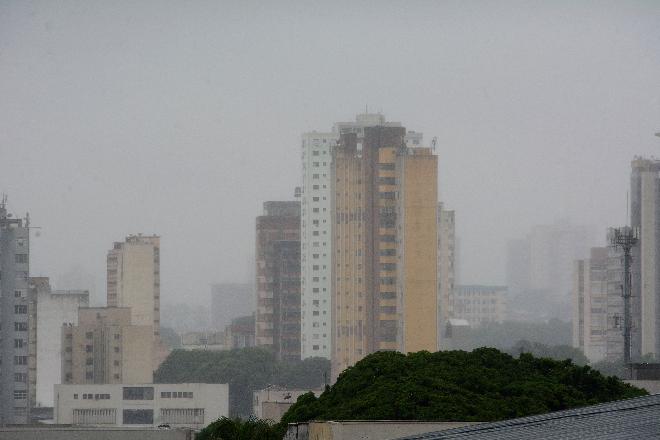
xmin=1 ymin=1 xmax=659 ymax=307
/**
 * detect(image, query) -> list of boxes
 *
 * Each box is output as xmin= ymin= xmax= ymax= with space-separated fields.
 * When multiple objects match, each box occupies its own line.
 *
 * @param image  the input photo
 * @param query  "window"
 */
xmin=14 ymin=356 xmax=27 ymax=365
xmin=14 ymin=373 xmax=27 ymax=383
xmin=86 ymin=332 xmax=93 ymax=339
xmin=123 ymin=386 xmax=154 ymax=400
xmin=14 ymin=339 xmax=24 ymax=348
xmin=85 ymin=345 xmax=93 ymax=353
xmin=161 ymin=408 xmax=204 ymax=425
xmin=73 ymin=408 xmax=116 ymax=425
xmin=14 ymin=290 xmax=23 ymax=298
xmin=161 ymin=392 xmax=171 ymax=398
xmin=15 ymin=254 xmax=28 ymax=264
xmin=13 ymin=390 xmax=27 ymax=400
xmin=14 ymin=322 xmax=27 ymax=331
xmin=380 ymin=248 xmax=396 ymax=256
xmin=380 ymin=263 xmax=396 ymax=272
xmin=14 ymin=305 xmax=27 ymax=314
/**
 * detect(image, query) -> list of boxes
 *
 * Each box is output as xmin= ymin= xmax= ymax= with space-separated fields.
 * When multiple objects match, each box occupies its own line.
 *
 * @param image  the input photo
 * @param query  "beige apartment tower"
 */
xmin=331 ymin=125 xmax=438 ymax=379
xmin=107 ymin=234 xmax=160 ymax=336
xmin=61 ymin=307 xmax=153 ymax=385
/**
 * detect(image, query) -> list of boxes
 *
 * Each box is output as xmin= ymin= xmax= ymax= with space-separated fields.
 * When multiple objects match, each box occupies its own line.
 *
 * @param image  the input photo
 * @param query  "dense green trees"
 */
xmin=154 ymin=347 xmax=329 ymax=416
xmin=279 ymin=348 xmax=645 ymax=425
xmin=196 ymin=417 xmax=281 ymax=440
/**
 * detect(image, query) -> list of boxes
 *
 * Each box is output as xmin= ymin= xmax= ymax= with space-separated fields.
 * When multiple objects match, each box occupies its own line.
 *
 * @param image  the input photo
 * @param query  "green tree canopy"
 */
xmin=154 ymin=347 xmax=329 ymax=417
xmin=197 ymin=417 xmax=281 ymax=440
xmin=279 ymin=348 xmax=645 ymax=426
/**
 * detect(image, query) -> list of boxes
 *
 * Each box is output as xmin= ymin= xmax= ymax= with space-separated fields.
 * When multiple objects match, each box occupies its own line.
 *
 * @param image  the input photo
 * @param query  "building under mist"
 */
xmin=210 ymin=283 xmax=254 ymax=331
xmin=630 ymin=157 xmax=660 ymax=359
xmin=254 ymin=201 xmax=301 ymax=361
xmin=437 ymin=203 xmax=456 ymax=349
xmin=0 ymin=200 xmax=31 ymax=424
xmin=572 ymin=243 xmax=624 ymax=363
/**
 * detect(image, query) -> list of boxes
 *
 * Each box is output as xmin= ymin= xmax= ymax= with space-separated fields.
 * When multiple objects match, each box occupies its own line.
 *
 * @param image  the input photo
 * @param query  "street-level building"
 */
xmin=54 ymin=383 xmax=228 ymax=429
xmin=253 ymin=388 xmax=321 ymax=422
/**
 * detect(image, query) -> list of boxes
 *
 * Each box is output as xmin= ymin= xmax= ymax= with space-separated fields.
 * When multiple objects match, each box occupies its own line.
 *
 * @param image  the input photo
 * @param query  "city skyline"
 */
xmin=2 ymin=1 xmax=659 ymax=309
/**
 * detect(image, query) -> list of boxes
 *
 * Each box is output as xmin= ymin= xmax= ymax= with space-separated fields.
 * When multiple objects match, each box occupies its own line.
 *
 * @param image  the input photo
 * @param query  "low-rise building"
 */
xmin=253 ymin=388 xmax=321 ymax=422
xmin=61 ymin=307 xmax=154 ymax=385
xmin=180 ymin=331 xmax=225 ymax=351
xmin=54 ymin=383 xmax=228 ymax=429
xmin=224 ymin=314 xmax=255 ymax=349
xmin=284 ymin=421 xmax=477 ymax=440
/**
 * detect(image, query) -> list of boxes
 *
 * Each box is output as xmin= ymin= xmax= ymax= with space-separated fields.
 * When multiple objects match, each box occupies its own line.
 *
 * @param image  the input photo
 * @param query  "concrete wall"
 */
xmin=285 ymin=421 xmax=478 ymax=440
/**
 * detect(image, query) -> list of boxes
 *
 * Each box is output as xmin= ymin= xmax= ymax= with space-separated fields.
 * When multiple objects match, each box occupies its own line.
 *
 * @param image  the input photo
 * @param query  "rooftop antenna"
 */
xmin=610 ymin=226 xmax=639 ymax=368
xmin=431 ymin=136 xmax=438 ymax=152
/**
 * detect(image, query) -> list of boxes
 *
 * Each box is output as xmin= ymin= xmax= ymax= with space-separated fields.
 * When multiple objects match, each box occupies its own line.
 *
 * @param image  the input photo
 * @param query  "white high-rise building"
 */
xmin=300 ymin=113 xmax=421 ymax=360
xmin=300 ymin=131 xmax=337 ymax=359
xmin=437 ymin=203 xmax=455 ymax=349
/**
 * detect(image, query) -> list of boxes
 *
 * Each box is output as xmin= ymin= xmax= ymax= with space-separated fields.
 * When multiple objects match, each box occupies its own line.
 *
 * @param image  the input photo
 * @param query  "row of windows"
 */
xmin=74 ymin=393 xmax=111 ymax=400
xmin=161 ymin=391 xmax=194 ymax=398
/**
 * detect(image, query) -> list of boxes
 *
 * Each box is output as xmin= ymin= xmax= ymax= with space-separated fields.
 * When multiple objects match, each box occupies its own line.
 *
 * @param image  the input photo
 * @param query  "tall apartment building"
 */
xmin=255 ymin=202 xmax=301 ymax=361
xmin=61 ymin=307 xmax=154 ymax=385
xmin=28 ymin=277 xmax=90 ymax=407
xmin=331 ymin=125 xmax=438 ymax=378
xmin=451 ymin=285 xmax=507 ymax=327
xmin=300 ymin=113 xmax=421 ymax=360
xmin=630 ymin=157 xmax=660 ymax=358
xmin=437 ymin=203 xmax=455 ymax=348
xmin=0 ymin=200 xmax=31 ymax=424
xmin=107 ymin=234 xmax=160 ymax=336
xmin=572 ymin=242 xmax=624 ymax=363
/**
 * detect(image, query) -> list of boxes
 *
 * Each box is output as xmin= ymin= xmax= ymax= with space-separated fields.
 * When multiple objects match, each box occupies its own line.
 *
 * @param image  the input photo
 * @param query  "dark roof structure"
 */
xmin=397 ymin=394 xmax=660 ymax=440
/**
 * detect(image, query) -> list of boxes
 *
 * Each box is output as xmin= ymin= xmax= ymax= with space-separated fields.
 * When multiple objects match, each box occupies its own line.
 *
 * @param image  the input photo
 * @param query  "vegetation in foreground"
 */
xmin=280 ymin=348 xmax=645 ymax=424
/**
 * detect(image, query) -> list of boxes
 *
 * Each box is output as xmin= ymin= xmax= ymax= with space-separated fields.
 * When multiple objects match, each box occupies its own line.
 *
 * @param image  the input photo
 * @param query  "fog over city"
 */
xmin=1 ymin=0 xmax=659 ymax=309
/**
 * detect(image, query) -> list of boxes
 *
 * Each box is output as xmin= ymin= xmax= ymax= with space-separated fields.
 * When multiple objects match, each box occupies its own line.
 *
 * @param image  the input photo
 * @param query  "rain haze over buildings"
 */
xmin=1 ymin=0 xmax=660 ymax=429
xmin=2 ymin=1 xmax=659 ymax=312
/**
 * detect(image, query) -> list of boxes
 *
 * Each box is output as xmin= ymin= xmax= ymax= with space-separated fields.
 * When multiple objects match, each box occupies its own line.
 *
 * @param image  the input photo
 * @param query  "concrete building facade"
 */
xmin=451 ymin=285 xmax=507 ymax=327
xmin=437 ymin=204 xmax=455 ymax=348
xmin=54 ymin=383 xmax=228 ymax=429
xmin=29 ymin=277 xmax=89 ymax=407
xmin=107 ymin=234 xmax=160 ymax=336
xmin=331 ymin=125 xmax=438 ymax=378
xmin=630 ymin=157 xmax=660 ymax=358
xmin=572 ymin=238 xmax=625 ymax=363
xmin=61 ymin=307 xmax=153 ymax=385
xmin=224 ymin=314 xmax=255 ymax=349
xmin=255 ymin=202 xmax=301 ymax=361
xmin=0 ymin=200 xmax=31 ymax=424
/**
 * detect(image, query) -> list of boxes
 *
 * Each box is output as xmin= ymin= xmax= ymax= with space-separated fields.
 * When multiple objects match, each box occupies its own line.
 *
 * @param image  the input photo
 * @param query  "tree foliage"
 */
xmin=507 ymin=340 xmax=589 ymax=366
xmin=154 ymin=347 xmax=329 ymax=417
xmin=196 ymin=417 xmax=281 ymax=440
xmin=279 ymin=348 xmax=646 ymax=426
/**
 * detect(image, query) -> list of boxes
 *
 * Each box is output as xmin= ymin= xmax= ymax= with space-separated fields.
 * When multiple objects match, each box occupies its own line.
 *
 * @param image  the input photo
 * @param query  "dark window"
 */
xmin=123 ymin=409 xmax=153 ymax=425
xmin=14 ymin=322 xmax=27 ymax=331
xmin=14 ymin=305 xmax=27 ymax=314
xmin=15 ymin=254 xmax=28 ymax=264
xmin=380 ymin=248 xmax=396 ymax=256
xmin=123 ymin=387 xmax=154 ymax=400
xmin=380 ymin=263 xmax=396 ymax=272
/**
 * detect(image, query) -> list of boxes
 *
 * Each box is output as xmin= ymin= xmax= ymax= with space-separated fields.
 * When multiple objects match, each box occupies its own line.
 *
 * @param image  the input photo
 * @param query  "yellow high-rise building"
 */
xmin=331 ymin=125 xmax=438 ymax=379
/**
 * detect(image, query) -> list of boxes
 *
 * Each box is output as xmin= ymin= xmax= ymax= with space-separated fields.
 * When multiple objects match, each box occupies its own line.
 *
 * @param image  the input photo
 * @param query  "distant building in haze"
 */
xmin=210 ymin=283 xmax=254 ymax=331
xmin=451 ymin=285 xmax=507 ymax=327
xmin=255 ymin=202 xmax=301 ymax=361
xmin=224 ymin=314 xmax=255 ymax=349
xmin=0 ymin=199 xmax=31 ymax=424
xmin=630 ymin=157 xmax=660 ymax=359
xmin=437 ymin=203 xmax=455 ymax=348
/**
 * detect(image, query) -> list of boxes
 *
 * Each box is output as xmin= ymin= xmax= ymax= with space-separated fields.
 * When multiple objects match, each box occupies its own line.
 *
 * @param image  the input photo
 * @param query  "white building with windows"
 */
xmin=300 ymin=131 xmax=337 ymax=359
xmin=54 ymin=383 xmax=228 ymax=429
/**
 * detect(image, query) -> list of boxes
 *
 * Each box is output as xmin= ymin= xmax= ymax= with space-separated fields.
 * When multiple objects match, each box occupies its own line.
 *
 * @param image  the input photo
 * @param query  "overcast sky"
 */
xmin=1 ymin=1 xmax=659 ymax=307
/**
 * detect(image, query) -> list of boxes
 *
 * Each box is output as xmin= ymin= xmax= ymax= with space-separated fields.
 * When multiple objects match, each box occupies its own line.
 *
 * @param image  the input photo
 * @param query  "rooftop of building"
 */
xmin=396 ymin=394 xmax=660 ymax=440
